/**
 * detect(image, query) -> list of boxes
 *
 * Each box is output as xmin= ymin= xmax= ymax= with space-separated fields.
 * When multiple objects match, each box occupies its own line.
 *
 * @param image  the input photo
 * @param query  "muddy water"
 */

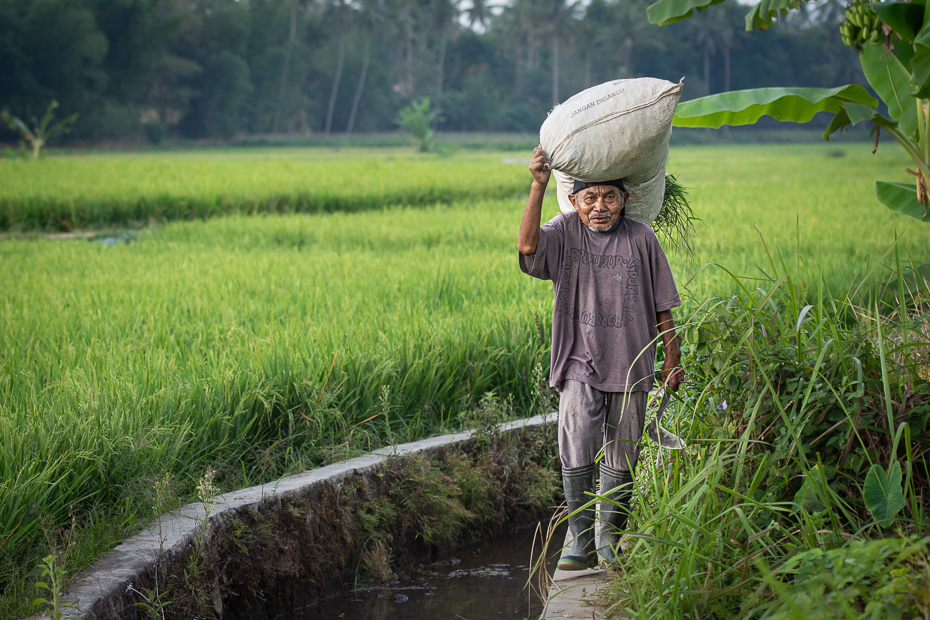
xmin=297 ymin=520 xmax=568 ymax=620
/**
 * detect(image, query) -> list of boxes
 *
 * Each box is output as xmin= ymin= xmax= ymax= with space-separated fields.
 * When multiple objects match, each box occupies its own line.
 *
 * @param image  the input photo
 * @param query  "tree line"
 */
xmin=0 ymin=0 xmax=865 ymax=142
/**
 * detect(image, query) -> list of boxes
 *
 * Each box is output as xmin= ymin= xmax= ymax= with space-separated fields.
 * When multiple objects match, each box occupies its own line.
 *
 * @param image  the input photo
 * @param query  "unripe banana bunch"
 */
xmin=840 ymin=0 xmax=884 ymax=51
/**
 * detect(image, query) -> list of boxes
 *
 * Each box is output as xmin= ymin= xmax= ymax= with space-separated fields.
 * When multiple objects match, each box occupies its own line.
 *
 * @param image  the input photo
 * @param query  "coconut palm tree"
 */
xmin=614 ymin=0 xmax=665 ymax=78
xmin=346 ymin=0 xmax=388 ymax=134
xmin=718 ymin=10 xmax=740 ymax=93
xmin=535 ymin=0 xmax=578 ymax=106
xmin=485 ymin=0 xmax=543 ymax=89
xmin=813 ymin=0 xmax=847 ymax=24
xmin=431 ymin=0 xmax=459 ymax=107
xmin=489 ymin=2 xmax=525 ymax=78
xmin=466 ymin=0 xmax=494 ymax=29
xmin=689 ymin=10 xmax=726 ymax=96
xmin=273 ymin=0 xmax=300 ymax=134
xmin=324 ymin=0 xmax=348 ymax=135
xmin=388 ymin=0 xmax=418 ymax=97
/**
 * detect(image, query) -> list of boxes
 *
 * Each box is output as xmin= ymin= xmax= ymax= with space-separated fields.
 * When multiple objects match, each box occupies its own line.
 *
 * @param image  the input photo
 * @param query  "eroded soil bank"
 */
xmin=123 ymin=422 xmax=560 ymax=620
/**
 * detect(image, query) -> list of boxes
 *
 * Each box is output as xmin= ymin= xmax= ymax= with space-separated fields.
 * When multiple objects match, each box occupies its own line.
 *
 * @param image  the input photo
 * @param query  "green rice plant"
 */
xmin=0 ymin=150 xmax=527 ymax=231
xmin=0 ymin=199 xmax=554 ymax=617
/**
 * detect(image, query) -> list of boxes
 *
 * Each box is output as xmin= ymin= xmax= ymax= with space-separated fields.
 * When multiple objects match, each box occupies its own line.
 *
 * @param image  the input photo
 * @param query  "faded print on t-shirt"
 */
xmin=555 ymin=247 xmax=642 ymax=329
xmin=519 ymin=212 xmax=681 ymax=393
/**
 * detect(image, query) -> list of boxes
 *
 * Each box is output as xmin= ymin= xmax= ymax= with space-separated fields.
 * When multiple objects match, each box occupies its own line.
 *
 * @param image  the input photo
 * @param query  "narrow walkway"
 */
xmin=541 ymin=527 xmax=627 ymax=620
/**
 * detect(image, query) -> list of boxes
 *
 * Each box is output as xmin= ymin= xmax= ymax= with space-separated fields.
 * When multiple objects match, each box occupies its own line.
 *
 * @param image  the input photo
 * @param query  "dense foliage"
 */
xmin=606 ymin=255 xmax=930 ymax=618
xmin=0 ymin=0 xmax=864 ymax=142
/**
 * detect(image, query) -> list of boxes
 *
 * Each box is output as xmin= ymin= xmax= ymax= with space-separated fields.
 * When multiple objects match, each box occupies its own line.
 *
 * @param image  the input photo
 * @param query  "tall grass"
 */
xmin=601 ymin=246 xmax=930 ymax=618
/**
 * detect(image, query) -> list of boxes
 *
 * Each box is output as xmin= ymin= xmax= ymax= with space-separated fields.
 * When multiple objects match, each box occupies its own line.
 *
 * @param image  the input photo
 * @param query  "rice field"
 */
xmin=0 ymin=149 xmax=528 ymax=231
xmin=2 ymin=142 xmax=930 ymax=617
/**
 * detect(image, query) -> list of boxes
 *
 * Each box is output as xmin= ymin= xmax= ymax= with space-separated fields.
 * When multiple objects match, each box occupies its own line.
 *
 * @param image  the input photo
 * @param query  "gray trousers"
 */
xmin=558 ymin=380 xmax=646 ymax=472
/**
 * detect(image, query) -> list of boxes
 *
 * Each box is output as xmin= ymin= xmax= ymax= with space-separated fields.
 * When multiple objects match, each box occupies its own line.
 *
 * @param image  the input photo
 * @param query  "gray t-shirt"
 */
xmin=519 ymin=212 xmax=681 ymax=393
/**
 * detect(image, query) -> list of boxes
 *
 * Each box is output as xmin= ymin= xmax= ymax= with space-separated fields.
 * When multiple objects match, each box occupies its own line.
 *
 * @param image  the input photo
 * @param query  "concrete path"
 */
xmin=541 ymin=527 xmax=627 ymax=620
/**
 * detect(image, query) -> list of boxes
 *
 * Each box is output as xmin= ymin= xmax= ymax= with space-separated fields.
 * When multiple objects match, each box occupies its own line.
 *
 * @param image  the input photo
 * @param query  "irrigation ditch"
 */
xmin=24 ymin=413 xmax=562 ymax=620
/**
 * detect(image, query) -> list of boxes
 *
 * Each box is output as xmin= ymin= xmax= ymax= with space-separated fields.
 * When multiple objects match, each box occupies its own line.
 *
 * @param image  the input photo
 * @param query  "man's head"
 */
xmin=568 ymin=179 xmax=629 ymax=233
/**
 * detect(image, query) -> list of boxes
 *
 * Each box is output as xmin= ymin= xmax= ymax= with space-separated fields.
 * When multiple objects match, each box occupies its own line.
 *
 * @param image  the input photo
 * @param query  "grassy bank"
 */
xmin=2 ymin=142 xmax=930 ymax=618
xmin=601 ymin=252 xmax=930 ymax=618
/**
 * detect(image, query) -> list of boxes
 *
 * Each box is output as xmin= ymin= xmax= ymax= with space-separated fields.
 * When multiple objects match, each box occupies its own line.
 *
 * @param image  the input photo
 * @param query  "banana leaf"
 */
xmin=745 ymin=0 xmax=807 ymax=31
xmin=672 ymin=85 xmax=878 ymax=129
xmin=870 ymin=2 xmax=924 ymax=42
xmin=647 ymin=0 xmax=812 ymax=29
xmin=823 ymin=101 xmax=897 ymax=139
xmin=646 ymin=0 xmax=727 ymax=26
xmin=875 ymin=181 xmax=930 ymax=221
xmin=860 ymin=43 xmax=919 ymax=136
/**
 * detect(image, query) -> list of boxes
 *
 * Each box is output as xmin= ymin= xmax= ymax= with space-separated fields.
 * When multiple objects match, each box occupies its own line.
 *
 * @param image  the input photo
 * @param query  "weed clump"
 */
xmin=757 ymin=537 xmax=930 ymax=618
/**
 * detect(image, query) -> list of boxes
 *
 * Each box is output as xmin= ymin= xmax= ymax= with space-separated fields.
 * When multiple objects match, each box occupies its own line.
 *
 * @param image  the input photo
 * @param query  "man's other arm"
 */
xmin=657 ymin=310 xmax=684 ymax=392
xmin=517 ymin=146 xmax=551 ymax=255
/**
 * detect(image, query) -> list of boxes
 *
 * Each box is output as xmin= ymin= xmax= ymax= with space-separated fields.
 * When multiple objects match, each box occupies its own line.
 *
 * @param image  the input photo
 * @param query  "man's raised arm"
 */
xmin=517 ymin=146 xmax=551 ymax=256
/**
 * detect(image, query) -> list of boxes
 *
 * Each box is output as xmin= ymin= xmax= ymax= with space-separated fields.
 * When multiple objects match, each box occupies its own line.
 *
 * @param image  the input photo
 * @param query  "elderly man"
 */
xmin=518 ymin=146 xmax=683 ymax=570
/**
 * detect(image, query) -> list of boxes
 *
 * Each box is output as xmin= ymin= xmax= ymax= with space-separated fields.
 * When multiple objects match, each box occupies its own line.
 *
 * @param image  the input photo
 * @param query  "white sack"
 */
xmin=554 ymin=167 xmax=666 ymax=224
xmin=541 ymin=77 xmax=681 ymax=223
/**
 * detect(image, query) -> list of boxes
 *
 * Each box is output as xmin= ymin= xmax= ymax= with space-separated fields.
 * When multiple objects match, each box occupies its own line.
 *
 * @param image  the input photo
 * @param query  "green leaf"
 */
xmin=892 ymin=40 xmax=917 ymax=68
xmin=823 ymin=106 xmax=853 ymax=138
xmin=871 ymin=2 xmax=924 ymax=42
xmin=646 ymin=0 xmax=727 ymax=26
xmin=863 ymin=462 xmax=906 ymax=527
xmin=673 ymin=85 xmax=878 ymax=129
xmin=745 ymin=0 xmax=807 ymax=31
xmin=823 ymin=102 xmax=898 ymax=139
xmin=919 ymin=260 xmax=930 ymax=280
xmin=860 ymin=43 xmax=919 ymax=137
xmin=911 ymin=44 xmax=930 ymax=98
xmin=843 ymin=101 xmax=882 ymax=125
xmin=920 ymin=0 xmax=930 ymax=38
xmin=875 ymin=181 xmax=930 ymax=222
xmin=791 ymin=466 xmax=827 ymax=514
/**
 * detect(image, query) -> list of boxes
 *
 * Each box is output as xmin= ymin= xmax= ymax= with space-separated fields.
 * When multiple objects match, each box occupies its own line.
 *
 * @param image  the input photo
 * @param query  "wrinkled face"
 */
xmin=569 ymin=185 xmax=629 ymax=232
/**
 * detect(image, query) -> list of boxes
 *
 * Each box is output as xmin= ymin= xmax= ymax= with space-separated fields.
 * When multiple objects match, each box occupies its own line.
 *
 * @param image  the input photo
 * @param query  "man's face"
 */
xmin=569 ymin=185 xmax=629 ymax=232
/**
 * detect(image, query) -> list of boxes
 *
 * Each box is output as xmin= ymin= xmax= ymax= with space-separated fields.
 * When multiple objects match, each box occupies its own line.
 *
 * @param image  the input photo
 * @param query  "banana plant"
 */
xmin=1 ymin=101 xmax=78 ymax=161
xmin=396 ymin=98 xmax=438 ymax=153
xmin=647 ymin=0 xmax=930 ymax=222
